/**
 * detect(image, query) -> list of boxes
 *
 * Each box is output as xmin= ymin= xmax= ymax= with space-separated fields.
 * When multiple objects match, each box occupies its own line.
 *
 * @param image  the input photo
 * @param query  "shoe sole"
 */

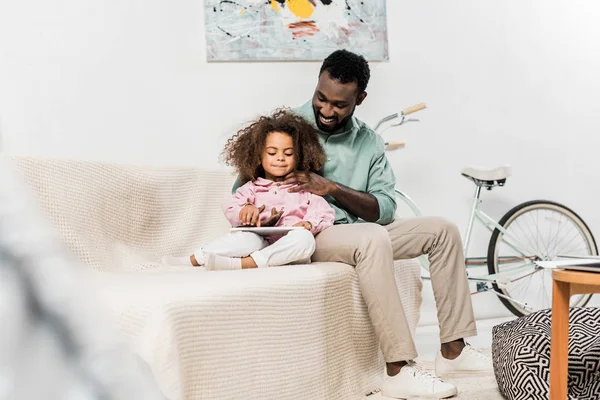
xmin=380 ymin=387 xmax=458 ymax=399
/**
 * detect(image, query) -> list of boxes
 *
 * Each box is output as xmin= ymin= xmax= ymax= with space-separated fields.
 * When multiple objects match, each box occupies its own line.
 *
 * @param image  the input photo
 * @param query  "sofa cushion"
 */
xmin=91 ymin=261 xmax=422 ymax=400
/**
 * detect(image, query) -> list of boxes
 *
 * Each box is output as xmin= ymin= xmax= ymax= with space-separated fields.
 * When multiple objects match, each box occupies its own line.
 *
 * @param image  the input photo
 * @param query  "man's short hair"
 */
xmin=319 ymin=49 xmax=371 ymax=93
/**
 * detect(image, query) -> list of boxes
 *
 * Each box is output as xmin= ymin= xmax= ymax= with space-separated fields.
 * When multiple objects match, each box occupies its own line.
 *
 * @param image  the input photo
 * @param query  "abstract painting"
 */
xmin=204 ymin=0 xmax=388 ymax=61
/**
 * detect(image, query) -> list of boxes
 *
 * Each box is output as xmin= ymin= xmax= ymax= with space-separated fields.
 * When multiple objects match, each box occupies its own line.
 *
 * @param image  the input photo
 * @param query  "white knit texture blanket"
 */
xmin=0 ymin=156 xmax=164 ymax=399
xmin=11 ymin=156 xmax=423 ymax=400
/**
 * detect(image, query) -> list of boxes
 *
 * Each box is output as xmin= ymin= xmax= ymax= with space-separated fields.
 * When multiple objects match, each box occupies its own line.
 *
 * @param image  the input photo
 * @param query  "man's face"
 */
xmin=312 ymin=71 xmax=367 ymax=133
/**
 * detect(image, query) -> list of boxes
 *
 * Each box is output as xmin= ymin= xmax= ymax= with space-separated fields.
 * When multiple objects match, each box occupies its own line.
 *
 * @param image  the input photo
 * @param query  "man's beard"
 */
xmin=313 ymin=106 xmax=354 ymax=133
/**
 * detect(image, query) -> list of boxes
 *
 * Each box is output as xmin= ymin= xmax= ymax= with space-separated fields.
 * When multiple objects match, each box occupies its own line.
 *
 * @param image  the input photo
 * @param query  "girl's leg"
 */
xmin=250 ymin=229 xmax=316 ymax=268
xmin=163 ymin=232 xmax=266 ymax=267
xmin=201 ymin=232 xmax=267 ymax=270
xmin=200 ymin=232 xmax=267 ymax=259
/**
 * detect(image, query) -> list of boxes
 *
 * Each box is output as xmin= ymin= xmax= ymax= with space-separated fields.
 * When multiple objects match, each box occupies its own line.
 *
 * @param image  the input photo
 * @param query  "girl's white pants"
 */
xmin=195 ymin=229 xmax=316 ymax=268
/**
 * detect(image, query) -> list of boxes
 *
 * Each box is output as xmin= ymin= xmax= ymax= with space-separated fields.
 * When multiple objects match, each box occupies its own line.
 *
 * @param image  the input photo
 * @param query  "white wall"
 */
xmin=1 ymin=1 xmax=600 ymax=325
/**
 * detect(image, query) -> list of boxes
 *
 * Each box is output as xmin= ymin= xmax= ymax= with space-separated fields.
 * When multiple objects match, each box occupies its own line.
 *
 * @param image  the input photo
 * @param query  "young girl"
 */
xmin=163 ymin=109 xmax=335 ymax=271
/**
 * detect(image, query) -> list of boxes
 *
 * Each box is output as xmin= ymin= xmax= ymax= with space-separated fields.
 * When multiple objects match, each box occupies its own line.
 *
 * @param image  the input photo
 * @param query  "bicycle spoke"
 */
xmin=547 ymin=214 xmax=574 ymax=255
xmin=547 ymin=211 xmax=561 ymax=255
xmin=521 ymin=210 xmax=552 ymax=256
xmin=508 ymin=273 xmax=534 ymax=292
xmin=526 ymin=210 xmax=549 ymax=255
xmin=506 ymin=269 xmax=549 ymax=310
xmin=540 ymin=270 xmax=551 ymax=308
xmin=543 ymin=211 xmax=555 ymax=256
xmin=496 ymin=260 xmax=534 ymax=275
xmin=559 ymin=242 xmax=590 ymax=256
xmin=517 ymin=272 xmax=534 ymax=302
xmin=554 ymin=230 xmax=588 ymax=257
xmin=513 ymin=218 xmax=542 ymax=256
xmin=526 ymin=214 xmax=548 ymax=254
xmin=548 ymin=212 xmax=569 ymax=253
xmin=536 ymin=210 xmax=540 ymax=252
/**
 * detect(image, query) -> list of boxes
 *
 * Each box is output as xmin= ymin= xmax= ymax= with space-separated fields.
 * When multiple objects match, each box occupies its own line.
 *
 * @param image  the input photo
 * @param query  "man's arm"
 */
xmin=328 ymin=183 xmax=381 ymax=222
xmin=283 ymin=173 xmax=382 ymax=223
xmin=362 ymin=150 xmax=397 ymax=225
xmin=285 ymin=144 xmax=397 ymax=224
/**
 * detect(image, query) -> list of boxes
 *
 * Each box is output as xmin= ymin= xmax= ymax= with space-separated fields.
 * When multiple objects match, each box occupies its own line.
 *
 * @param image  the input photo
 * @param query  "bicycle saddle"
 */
xmin=461 ymin=165 xmax=512 ymax=188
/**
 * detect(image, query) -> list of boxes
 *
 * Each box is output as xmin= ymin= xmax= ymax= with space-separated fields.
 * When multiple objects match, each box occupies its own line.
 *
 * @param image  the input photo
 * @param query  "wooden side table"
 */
xmin=550 ymin=269 xmax=600 ymax=400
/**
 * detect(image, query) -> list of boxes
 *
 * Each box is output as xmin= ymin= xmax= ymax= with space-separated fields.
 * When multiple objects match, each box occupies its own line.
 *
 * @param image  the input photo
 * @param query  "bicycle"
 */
xmin=374 ymin=104 xmax=598 ymax=317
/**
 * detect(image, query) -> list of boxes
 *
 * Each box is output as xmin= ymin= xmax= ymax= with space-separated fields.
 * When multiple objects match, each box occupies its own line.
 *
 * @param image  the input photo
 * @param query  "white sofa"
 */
xmin=11 ymin=156 xmax=423 ymax=400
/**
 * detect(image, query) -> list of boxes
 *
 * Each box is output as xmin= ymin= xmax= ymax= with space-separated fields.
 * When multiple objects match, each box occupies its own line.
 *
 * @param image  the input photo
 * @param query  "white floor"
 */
xmin=367 ymin=317 xmax=515 ymax=400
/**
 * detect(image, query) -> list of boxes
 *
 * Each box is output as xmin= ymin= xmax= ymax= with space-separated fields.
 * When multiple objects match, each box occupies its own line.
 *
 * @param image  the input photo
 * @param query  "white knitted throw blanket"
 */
xmin=9 ymin=156 xmax=423 ymax=400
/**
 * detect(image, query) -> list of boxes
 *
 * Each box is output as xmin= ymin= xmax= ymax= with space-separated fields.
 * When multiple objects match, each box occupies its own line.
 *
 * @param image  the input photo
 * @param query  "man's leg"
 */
xmin=313 ymin=222 xmax=459 ymax=399
xmin=385 ymin=217 xmax=477 ymax=350
xmin=312 ymin=223 xmax=418 ymax=363
xmin=386 ymin=217 xmax=492 ymax=379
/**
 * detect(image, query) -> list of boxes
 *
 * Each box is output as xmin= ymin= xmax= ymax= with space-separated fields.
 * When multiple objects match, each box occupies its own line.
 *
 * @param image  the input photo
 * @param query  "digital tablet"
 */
xmin=230 ymin=226 xmax=304 ymax=236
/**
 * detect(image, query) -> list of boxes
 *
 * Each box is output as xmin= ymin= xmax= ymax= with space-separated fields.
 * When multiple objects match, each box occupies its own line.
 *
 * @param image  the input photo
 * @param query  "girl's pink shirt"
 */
xmin=223 ymin=178 xmax=335 ymax=235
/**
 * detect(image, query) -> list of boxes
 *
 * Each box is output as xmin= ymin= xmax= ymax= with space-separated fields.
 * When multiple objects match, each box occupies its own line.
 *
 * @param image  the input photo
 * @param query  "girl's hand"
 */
xmin=239 ymin=204 xmax=266 ymax=226
xmin=293 ymin=221 xmax=313 ymax=231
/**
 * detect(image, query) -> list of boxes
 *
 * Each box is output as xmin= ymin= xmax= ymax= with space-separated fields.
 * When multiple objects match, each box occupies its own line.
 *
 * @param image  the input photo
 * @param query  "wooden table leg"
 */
xmin=550 ymin=279 xmax=570 ymax=400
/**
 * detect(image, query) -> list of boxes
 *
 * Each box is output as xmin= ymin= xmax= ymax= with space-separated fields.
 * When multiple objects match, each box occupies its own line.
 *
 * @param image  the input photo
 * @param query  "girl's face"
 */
xmin=261 ymin=131 xmax=296 ymax=180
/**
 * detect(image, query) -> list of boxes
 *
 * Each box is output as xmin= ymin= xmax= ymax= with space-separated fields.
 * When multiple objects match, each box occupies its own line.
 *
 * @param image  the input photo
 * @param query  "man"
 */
xmin=282 ymin=50 xmax=492 ymax=399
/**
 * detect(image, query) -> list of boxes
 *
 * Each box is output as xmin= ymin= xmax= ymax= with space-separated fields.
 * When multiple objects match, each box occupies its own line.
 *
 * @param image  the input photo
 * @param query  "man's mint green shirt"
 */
xmin=233 ymin=101 xmax=397 ymax=225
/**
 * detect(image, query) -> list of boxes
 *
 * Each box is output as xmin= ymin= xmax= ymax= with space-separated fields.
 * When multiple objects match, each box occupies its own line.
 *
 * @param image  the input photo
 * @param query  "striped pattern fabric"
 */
xmin=492 ymin=308 xmax=600 ymax=400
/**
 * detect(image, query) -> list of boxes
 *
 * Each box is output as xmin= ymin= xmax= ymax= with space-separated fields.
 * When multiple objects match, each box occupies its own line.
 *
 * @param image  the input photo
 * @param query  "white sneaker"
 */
xmin=435 ymin=344 xmax=493 ymax=378
xmin=380 ymin=362 xmax=458 ymax=399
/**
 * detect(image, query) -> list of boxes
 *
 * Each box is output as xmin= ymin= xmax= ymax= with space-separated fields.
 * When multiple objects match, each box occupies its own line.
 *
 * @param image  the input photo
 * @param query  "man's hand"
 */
xmin=238 ymin=204 xmax=265 ymax=226
xmin=260 ymin=207 xmax=284 ymax=227
xmin=293 ymin=221 xmax=313 ymax=231
xmin=283 ymin=171 xmax=336 ymax=196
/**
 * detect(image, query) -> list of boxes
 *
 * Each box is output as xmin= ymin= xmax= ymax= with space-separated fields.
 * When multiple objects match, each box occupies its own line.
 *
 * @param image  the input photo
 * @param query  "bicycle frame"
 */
xmin=395 ymin=186 xmax=543 ymax=310
xmin=374 ymin=103 xmax=580 ymax=311
xmin=396 ymin=186 xmax=543 ymax=279
xmin=381 ymin=104 xmax=546 ymax=311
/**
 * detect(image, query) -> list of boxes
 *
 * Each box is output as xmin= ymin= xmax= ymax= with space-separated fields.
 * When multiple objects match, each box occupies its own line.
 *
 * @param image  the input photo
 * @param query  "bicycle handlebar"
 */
xmin=402 ymin=103 xmax=427 ymax=116
xmin=374 ymin=102 xmax=427 ymax=132
xmin=385 ymin=141 xmax=405 ymax=150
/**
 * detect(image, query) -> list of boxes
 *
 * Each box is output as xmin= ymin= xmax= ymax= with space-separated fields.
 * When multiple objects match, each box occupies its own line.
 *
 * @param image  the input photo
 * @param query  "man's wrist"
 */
xmin=326 ymin=180 xmax=340 ymax=197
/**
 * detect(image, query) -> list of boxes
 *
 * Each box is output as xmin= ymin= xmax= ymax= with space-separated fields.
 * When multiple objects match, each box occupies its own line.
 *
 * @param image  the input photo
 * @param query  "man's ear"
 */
xmin=356 ymin=91 xmax=367 ymax=106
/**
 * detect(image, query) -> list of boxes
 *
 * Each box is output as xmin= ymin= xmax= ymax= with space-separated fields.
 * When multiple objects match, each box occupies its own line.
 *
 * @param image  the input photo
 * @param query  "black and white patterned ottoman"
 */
xmin=492 ymin=308 xmax=600 ymax=400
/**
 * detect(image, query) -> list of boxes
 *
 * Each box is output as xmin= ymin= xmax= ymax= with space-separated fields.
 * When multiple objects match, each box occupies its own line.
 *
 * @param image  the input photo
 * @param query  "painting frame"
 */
xmin=204 ymin=0 xmax=389 ymax=62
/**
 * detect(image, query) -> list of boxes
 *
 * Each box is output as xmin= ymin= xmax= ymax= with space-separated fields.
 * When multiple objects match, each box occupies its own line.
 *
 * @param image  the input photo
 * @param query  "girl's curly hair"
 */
xmin=222 ymin=108 xmax=327 ymax=185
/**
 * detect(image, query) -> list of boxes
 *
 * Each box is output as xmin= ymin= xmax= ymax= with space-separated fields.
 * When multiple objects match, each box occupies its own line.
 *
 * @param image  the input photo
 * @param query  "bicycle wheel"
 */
xmin=487 ymin=200 xmax=597 ymax=317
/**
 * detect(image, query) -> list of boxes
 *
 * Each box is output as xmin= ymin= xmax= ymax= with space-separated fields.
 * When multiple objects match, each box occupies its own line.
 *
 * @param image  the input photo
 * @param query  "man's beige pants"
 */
xmin=311 ymin=217 xmax=477 ymax=362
